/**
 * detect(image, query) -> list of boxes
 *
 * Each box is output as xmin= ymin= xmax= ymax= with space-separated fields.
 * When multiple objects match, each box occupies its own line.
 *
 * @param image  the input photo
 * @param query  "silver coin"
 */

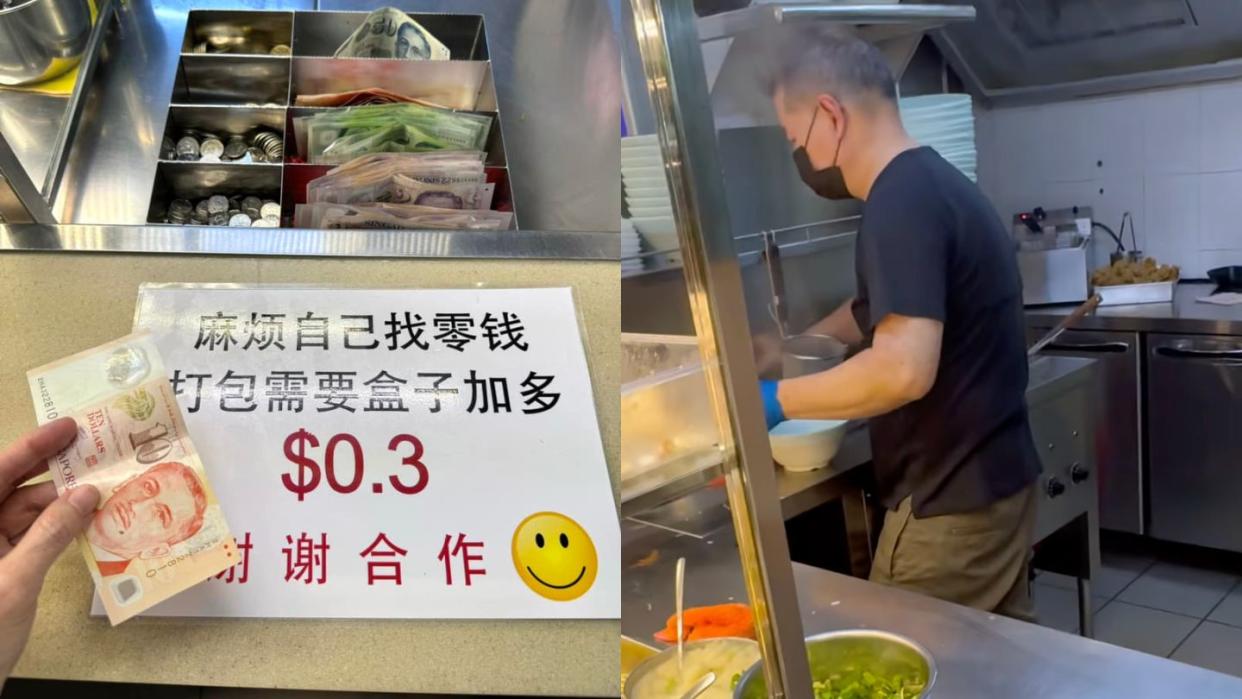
xmin=241 ymin=196 xmax=263 ymax=218
xmin=207 ymin=195 xmax=229 ymax=215
xmin=251 ymin=217 xmax=278 ymax=228
xmin=223 ymin=136 xmax=248 ymax=160
xmin=200 ymin=138 xmax=224 ymax=160
xmin=270 ymin=44 xmax=291 ymax=56
xmin=246 ymin=147 xmax=267 ymax=163
xmin=229 ymin=213 xmax=253 ymax=227
xmin=260 ymin=202 xmax=281 ymax=219
xmin=262 ymin=214 xmax=280 ymax=226
xmin=195 ymin=199 xmax=210 ymax=218
xmin=175 ymin=136 xmax=199 ymax=161
xmin=160 ymin=136 xmax=176 ymax=160
xmin=168 ymin=199 xmax=192 ymax=215
xmin=208 ymin=212 xmax=229 ymax=226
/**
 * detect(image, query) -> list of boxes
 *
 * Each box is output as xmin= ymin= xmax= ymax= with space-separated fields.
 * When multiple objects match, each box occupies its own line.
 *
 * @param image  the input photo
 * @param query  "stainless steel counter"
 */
xmin=622 ymin=525 xmax=1242 ymax=698
xmin=1027 ymin=282 xmax=1242 ymax=335
xmin=0 ymin=223 xmax=618 ymax=259
xmin=0 ymin=0 xmax=619 ymax=232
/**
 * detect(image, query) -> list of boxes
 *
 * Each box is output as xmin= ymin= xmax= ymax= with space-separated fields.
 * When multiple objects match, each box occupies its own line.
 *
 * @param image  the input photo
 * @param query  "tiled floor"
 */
xmin=1034 ymin=548 xmax=1242 ymax=678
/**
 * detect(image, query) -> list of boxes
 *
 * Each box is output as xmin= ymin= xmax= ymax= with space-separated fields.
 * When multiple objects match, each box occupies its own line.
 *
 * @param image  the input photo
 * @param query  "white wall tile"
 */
xmin=1200 ymin=82 xmax=1242 ymax=172
xmin=1144 ymin=85 xmax=1200 ymax=174
xmin=1086 ymin=96 xmax=1146 ymax=179
xmin=1198 ymin=171 xmax=1242 ymax=250
xmin=1043 ymin=180 xmax=1100 ymax=212
xmin=1042 ymin=101 xmax=1098 ymax=181
xmin=1145 ymin=173 xmax=1200 ymax=274
xmin=992 ymin=105 xmax=1055 ymax=181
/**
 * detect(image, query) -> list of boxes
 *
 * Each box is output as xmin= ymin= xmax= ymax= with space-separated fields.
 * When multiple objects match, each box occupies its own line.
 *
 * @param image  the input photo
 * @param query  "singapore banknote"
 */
xmin=335 ymin=7 xmax=450 ymax=60
xmin=27 ymin=331 xmax=236 ymax=625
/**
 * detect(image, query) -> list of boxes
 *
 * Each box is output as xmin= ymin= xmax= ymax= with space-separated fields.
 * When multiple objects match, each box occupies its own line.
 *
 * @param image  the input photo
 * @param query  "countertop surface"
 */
xmin=0 ymin=252 xmax=620 ymax=696
xmin=1026 ymin=281 xmax=1242 ymax=335
xmin=622 ymin=518 xmax=1242 ymax=698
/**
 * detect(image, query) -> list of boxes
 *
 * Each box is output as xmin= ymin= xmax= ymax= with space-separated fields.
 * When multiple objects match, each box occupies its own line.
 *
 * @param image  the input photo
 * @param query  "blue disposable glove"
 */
xmin=760 ymin=379 xmax=785 ymax=429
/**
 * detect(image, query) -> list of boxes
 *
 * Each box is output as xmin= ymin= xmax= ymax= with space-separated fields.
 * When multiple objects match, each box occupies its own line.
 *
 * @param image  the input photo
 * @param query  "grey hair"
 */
xmin=761 ymin=23 xmax=897 ymax=105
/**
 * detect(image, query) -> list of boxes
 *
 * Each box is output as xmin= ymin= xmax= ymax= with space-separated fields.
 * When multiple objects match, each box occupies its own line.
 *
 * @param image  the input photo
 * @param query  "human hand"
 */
xmin=0 ymin=419 xmax=99 ymax=687
xmin=760 ymin=380 xmax=785 ymax=429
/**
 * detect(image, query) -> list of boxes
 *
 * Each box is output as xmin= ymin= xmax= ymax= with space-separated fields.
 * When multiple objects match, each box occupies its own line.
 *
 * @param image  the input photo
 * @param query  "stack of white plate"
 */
xmin=622 ymin=134 xmax=678 ymax=253
xmin=621 ymin=218 xmax=643 ymax=275
xmin=899 ymin=94 xmax=977 ymax=181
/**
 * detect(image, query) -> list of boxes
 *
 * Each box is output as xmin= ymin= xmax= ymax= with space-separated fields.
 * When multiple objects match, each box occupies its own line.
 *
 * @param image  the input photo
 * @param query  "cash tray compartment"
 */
xmin=147 ymin=9 xmax=518 ymax=230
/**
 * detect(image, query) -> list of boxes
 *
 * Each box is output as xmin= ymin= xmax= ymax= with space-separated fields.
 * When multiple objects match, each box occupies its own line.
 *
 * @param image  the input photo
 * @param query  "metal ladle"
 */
xmin=675 ymin=556 xmax=686 ymax=672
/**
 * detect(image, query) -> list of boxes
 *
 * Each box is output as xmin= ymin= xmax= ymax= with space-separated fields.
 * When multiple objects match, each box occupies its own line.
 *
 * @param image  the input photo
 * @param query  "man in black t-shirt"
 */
xmin=756 ymin=25 xmax=1042 ymax=621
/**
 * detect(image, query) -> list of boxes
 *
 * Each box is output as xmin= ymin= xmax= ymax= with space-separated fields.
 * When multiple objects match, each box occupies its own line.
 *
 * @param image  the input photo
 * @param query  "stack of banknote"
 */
xmin=294 ymin=102 xmax=493 ymax=165
xmin=26 ymin=332 xmax=236 ymax=625
xmin=294 ymin=202 xmax=512 ymax=230
xmin=335 ymin=7 xmax=450 ymax=60
xmin=306 ymin=152 xmax=494 ymax=209
xmin=296 ymin=152 xmax=511 ymax=230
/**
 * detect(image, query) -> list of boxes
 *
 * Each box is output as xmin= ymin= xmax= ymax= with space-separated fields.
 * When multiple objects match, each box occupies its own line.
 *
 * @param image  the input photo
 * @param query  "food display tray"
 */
xmin=1096 ymin=279 xmax=1176 ymax=306
xmin=147 ymin=9 xmax=517 ymax=229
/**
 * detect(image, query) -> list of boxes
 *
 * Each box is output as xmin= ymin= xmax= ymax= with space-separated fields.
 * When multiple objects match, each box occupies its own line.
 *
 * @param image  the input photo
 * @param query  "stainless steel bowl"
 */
xmin=733 ymin=630 xmax=937 ymax=699
xmin=624 ymin=637 xmax=760 ymax=698
xmin=0 ymin=0 xmax=92 ymax=86
xmin=782 ymin=333 xmax=847 ymax=379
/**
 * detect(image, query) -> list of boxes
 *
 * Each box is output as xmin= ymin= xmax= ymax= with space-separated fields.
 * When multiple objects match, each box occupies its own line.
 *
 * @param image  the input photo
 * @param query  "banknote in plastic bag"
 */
xmin=27 ymin=331 xmax=237 ymax=625
xmin=335 ymin=7 xmax=450 ymax=60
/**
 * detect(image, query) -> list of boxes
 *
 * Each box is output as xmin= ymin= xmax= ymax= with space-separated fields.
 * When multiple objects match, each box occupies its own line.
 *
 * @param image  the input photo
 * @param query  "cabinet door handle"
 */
xmin=1155 ymin=346 xmax=1242 ymax=359
xmin=1044 ymin=341 xmax=1129 ymax=353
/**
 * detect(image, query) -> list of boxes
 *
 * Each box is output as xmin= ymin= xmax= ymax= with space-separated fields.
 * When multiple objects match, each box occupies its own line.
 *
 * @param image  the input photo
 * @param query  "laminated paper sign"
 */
xmin=113 ymin=285 xmax=619 ymax=620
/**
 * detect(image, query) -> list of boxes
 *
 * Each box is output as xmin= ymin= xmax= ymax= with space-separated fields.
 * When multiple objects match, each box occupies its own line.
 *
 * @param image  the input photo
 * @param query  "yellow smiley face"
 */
xmin=512 ymin=512 xmax=598 ymax=601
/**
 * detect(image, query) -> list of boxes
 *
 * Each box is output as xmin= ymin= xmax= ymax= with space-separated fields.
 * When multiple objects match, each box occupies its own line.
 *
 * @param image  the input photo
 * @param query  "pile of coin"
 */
xmin=190 ymin=39 xmax=291 ymax=56
xmin=163 ymin=194 xmax=282 ymax=228
xmin=160 ymin=128 xmax=284 ymax=163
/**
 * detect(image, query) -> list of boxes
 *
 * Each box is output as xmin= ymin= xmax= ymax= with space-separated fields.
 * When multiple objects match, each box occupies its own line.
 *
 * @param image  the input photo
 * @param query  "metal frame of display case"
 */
xmin=626 ymin=2 xmax=975 ymax=697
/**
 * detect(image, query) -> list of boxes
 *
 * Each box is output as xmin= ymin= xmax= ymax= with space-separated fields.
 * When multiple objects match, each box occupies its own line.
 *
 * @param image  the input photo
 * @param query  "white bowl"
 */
xmin=628 ymin=204 xmax=674 ymax=218
xmin=769 ymin=419 xmax=849 ymax=471
xmin=622 ymin=134 xmax=658 ymax=148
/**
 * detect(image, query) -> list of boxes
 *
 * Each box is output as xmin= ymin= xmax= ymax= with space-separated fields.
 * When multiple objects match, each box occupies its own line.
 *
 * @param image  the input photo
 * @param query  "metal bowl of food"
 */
xmin=734 ymin=630 xmax=936 ymax=699
xmin=0 ymin=0 xmax=92 ymax=86
xmin=625 ymin=637 xmax=760 ymax=699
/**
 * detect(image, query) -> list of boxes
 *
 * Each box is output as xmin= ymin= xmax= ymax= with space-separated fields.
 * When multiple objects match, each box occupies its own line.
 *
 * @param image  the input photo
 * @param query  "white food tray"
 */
xmin=1095 ymin=280 xmax=1176 ymax=306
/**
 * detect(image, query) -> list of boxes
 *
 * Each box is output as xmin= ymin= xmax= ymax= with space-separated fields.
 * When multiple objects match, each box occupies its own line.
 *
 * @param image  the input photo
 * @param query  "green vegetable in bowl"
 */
xmin=809 ymin=666 xmax=926 ymax=699
xmin=730 ymin=672 xmax=742 ymax=690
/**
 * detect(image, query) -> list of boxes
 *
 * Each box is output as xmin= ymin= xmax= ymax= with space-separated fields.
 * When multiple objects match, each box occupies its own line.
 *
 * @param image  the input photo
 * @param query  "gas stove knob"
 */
xmin=1046 ymin=477 xmax=1066 ymax=498
xmin=1070 ymin=462 xmax=1090 ymax=484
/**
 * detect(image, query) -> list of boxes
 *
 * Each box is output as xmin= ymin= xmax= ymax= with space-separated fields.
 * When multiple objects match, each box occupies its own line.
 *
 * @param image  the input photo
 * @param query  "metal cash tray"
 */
xmin=147 ymin=9 xmax=518 ymax=229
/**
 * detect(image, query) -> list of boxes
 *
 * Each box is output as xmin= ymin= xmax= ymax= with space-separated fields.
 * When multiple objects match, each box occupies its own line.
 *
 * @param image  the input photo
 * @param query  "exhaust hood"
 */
xmin=921 ymin=0 xmax=1242 ymax=105
xmin=700 ymin=3 xmax=977 ymax=128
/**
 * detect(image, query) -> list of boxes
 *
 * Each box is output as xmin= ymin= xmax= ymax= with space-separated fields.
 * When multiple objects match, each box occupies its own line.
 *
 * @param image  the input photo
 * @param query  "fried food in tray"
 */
xmin=1091 ymin=256 xmax=1180 ymax=287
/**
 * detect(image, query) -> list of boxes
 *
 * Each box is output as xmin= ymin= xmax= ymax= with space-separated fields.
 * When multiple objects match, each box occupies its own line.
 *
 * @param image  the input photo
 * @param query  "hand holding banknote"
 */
xmin=0 ymin=419 xmax=99 ymax=689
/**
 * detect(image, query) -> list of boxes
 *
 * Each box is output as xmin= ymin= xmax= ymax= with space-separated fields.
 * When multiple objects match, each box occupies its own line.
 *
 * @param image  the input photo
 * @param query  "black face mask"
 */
xmin=792 ymin=104 xmax=852 ymax=200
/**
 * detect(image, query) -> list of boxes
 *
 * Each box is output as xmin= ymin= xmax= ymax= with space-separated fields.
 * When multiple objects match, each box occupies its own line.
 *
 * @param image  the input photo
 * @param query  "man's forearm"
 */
xmin=804 ymin=298 xmax=863 ymax=346
xmin=776 ymin=348 xmax=919 ymax=420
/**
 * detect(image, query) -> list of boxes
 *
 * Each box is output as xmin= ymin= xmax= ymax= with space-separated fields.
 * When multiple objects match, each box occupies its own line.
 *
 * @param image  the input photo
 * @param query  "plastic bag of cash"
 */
xmin=294 ymin=202 xmax=513 ymax=230
xmin=295 ymin=103 xmax=492 ymax=164
xmin=306 ymin=152 xmax=495 ymax=210
xmin=335 ymin=7 xmax=450 ymax=60
xmin=26 ymin=332 xmax=236 ymax=625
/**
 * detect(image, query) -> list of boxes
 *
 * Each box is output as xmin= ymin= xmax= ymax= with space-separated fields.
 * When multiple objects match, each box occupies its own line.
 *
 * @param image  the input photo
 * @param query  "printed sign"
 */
xmin=109 ymin=285 xmax=619 ymax=619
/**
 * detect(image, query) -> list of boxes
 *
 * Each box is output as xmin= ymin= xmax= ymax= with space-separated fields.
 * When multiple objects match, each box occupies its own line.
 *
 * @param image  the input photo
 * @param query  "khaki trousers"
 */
xmin=869 ymin=484 xmax=1038 ymax=623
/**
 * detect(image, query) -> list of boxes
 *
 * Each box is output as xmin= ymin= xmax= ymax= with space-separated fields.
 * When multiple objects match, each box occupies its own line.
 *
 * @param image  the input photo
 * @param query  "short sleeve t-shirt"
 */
xmin=851 ymin=146 xmax=1041 ymax=518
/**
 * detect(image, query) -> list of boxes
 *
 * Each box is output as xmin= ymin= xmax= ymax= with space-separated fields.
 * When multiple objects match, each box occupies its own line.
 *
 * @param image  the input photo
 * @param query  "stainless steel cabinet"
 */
xmin=1039 ymin=329 xmax=1143 ymax=534
xmin=1148 ymin=334 xmax=1242 ymax=552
